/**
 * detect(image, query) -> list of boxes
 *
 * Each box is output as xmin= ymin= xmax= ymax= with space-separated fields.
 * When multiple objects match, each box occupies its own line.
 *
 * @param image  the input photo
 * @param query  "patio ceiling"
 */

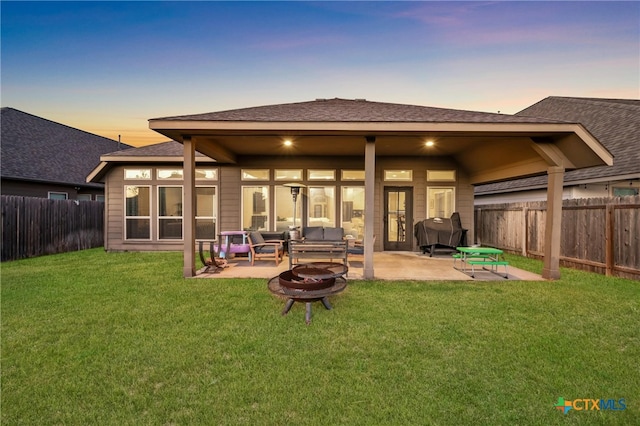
xmin=148 ymin=120 xmax=612 ymax=185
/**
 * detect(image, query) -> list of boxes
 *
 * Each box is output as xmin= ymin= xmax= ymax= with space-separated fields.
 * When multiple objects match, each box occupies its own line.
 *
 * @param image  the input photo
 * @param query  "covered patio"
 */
xmin=148 ymin=98 xmax=613 ymax=280
xmin=196 ymin=251 xmax=542 ymax=281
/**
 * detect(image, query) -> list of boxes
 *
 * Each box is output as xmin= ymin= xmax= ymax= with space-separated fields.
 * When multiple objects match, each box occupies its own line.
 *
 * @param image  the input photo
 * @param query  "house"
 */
xmin=474 ymin=97 xmax=640 ymax=204
xmin=88 ymin=98 xmax=613 ymax=279
xmin=1 ymin=107 xmax=131 ymax=200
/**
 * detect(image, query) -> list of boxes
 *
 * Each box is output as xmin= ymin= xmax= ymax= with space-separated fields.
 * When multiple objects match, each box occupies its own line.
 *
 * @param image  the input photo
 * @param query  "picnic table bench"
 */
xmin=288 ymin=240 xmax=348 ymax=269
xmin=454 ymin=246 xmax=509 ymax=279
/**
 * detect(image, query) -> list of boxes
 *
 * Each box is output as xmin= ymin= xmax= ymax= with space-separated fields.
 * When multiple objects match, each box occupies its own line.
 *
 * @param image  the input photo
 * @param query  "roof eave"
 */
xmin=149 ymin=120 xmax=572 ymax=133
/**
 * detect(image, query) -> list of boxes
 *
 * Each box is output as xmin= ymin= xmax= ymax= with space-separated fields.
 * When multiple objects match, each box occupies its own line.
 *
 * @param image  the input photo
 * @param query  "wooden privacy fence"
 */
xmin=475 ymin=196 xmax=640 ymax=280
xmin=1 ymin=195 xmax=104 ymax=262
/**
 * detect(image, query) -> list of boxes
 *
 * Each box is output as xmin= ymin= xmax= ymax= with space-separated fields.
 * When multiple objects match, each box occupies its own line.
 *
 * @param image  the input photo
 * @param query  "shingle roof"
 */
xmin=103 ymin=140 xmax=209 ymax=158
xmin=152 ymin=98 xmax=560 ymax=124
xmin=475 ymin=97 xmax=640 ymax=194
xmin=1 ymin=107 xmax=133 ymax=187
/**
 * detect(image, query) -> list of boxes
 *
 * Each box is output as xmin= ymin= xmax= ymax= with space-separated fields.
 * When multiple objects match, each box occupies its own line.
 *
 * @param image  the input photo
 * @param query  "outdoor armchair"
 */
xmin=247 ymin=231 xmax=284 ymax=266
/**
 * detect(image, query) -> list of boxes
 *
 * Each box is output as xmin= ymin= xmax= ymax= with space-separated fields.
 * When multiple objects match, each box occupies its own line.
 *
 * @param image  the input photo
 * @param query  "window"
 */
xmin=48 ymin=192 xmax=68 ymax=200
xmin=341 ymin=186 xmax=365 ymax=239
xmin=124 ymin=169 xmax=151 ymax=180
xmin=308 ymin=186 xmax=335 ymax=227
xmin=196 ymin=186 xmax=217 ymax=240
xmin=275 ymin=169 xmax=303 ymax=181
xmin=384 ymin=170 xmax=412 ymax=181
xmin=241 ymin=169 xmax=269 ymax=181
xmin=242 ymin=186 xmax=269 ymax=230
xmin=158 ymin=186 xmax=183 ymax=240
xmin=76 ymin=194 xmax=92 ymax=202
xmin=613 ymin=187 xmax=639 ymax=197
xmin=157 ymin=169 xmax=184 ymax=180
xmin=427 ymin=187 xmax=455 ymax=219
xmin=308 ymin=170 xmax=336 ymax=180
xmin=196 ymin=168 xmax=218 ymax=180
xmin=342 ymin=170 xmax=365 ymax=181
xmin=427 ymin=170 xmax=456 ymax=182
xmin=125 ymin=186 xmax=151 ymax=239
xmin=95 ymin=195 xmax=105 ymax=202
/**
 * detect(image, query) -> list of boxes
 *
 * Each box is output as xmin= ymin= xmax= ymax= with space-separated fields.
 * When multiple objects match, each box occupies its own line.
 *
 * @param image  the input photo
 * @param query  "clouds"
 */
xmin=1 ymin=1 xmax=638 ymax=146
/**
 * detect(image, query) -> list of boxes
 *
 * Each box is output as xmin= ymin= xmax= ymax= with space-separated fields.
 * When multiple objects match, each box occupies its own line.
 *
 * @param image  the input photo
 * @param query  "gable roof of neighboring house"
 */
xmin=475 ymin=97 xmax=639 ymax=195
xmin=1 ymin=107 xmax=133 ymax=188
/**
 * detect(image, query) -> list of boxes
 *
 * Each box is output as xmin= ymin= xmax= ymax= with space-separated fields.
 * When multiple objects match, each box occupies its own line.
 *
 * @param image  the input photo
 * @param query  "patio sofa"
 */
xmin=288 ymin=226 xmax=347 ymax=268
xmin=301 ymin=226 xmax=344 ymax=241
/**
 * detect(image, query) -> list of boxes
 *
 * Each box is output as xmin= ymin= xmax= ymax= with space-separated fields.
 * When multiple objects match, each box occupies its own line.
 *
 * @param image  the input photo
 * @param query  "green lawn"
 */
xmin=2 ymin=249 xmax=638 ymax=425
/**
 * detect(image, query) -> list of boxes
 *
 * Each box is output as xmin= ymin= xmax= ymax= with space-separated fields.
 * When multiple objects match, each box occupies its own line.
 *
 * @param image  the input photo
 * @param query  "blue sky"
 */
xmin=2 ymin=1 xmax=638 ymax=146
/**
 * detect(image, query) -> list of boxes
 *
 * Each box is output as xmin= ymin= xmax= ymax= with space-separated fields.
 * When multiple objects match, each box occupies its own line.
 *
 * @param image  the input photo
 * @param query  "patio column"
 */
xmin=183 ymin=136 xmax=196 ymax=278
xmin=542 ymin=166 xmax=564 ymax=280
xmin=364 ymin=136 xmax=376 ymax=279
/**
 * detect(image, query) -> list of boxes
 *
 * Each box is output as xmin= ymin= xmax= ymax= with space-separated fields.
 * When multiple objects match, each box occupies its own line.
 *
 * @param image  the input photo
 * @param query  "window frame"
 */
xmin=241 ymin=185 xmax=270 ymax=231
xmin=195 ymin=185 xmax=218 ymax=240
xmin=48 ymin=192 xmax=68 ymax=200
xmin=241 ymin=169 xmax=270 ymax=181
xmin=124 ymin=185 xmax=152 ymax=240
xmin=384 ymin=170 xmax=413 ymax=181
xmin=157 ymin=185 xmax=184 ymax=240
xmin=308 ymin=169 xmax=336 ymax=181
xmin=307 ymin=186 xmax=336 ymax=228
xmin=124 ymin=168 xmax=152 ymax=180
xmin=341 ymin=170 xmax=365 ymax=181
xmin=157 ymin=168 xmax=184 ymax=180
xmin=426 ymin=170 xmax=456 ymax=182
xmin=426 ymin=186 xmax=456 ymax=219
xmin=274 ymin=169 xmax=303 ymax=181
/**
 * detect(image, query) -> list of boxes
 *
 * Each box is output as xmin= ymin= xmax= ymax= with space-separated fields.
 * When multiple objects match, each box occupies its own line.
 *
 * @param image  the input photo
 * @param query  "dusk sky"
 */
xmin=2 ymin=1 xmax=638 ymax=146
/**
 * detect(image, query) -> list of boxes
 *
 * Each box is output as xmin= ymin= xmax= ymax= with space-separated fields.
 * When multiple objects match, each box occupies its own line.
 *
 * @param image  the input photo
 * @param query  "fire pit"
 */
xmin=278 ymin=269 xmax=335 ymax=292
xmin=268 ymin=262 xmax=348 ymax=324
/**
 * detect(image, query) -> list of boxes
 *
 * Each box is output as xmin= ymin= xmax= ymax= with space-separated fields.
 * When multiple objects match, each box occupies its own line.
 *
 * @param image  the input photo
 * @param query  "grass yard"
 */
xmin=2 ymin=248 xmax=638 ymax=425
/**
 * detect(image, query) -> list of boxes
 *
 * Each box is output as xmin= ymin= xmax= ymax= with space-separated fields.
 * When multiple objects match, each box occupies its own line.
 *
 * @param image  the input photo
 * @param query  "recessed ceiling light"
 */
xmin=425 ymin=141 xmax=435 ymax=147
xmin=284 ymin=140 xmax=292 ymax=146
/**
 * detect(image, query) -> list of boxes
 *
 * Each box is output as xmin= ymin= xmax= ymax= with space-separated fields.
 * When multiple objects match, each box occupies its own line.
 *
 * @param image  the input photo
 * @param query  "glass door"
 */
xmin=384 ymin=187 xmax=412 ymax=251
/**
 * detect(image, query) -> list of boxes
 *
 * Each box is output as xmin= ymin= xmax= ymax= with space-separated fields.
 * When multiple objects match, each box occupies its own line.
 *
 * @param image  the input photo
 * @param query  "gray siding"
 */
xmin=102 ymin=156 xmax=473 ymax=252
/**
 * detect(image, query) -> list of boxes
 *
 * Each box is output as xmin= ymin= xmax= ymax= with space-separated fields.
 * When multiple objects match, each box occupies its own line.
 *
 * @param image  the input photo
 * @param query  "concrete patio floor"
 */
xmin=195 ymin=251 xmax=543 ymax=281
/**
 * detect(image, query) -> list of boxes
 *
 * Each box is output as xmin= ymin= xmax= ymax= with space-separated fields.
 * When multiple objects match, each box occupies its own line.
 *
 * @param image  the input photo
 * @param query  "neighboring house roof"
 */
xmin=475 ymin=97 xmax=639 ymax=195
xmin=154 ymin=97 xmax=561 ymax=124
xmin=1 ymin=107 xmax=132 ymax=188
xmin=87 ymin=141 xmax=214 ymax=183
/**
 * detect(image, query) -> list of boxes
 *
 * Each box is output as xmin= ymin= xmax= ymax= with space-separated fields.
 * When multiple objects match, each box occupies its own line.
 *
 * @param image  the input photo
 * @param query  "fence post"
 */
xmin=605 ymin=203 xmax=614 ymax=276
xmin=522 ymin=206 xmax=528 ymax=256
xmin=476 ymin=208 xmax=482 ymax=245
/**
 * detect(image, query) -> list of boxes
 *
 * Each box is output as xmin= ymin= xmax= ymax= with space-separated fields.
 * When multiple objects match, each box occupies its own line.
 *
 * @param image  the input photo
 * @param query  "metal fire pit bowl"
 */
xmin=278 ymin=270 xmax=335 ymax=291
xmin=291 ymin=262 xmax=348 ymax=279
